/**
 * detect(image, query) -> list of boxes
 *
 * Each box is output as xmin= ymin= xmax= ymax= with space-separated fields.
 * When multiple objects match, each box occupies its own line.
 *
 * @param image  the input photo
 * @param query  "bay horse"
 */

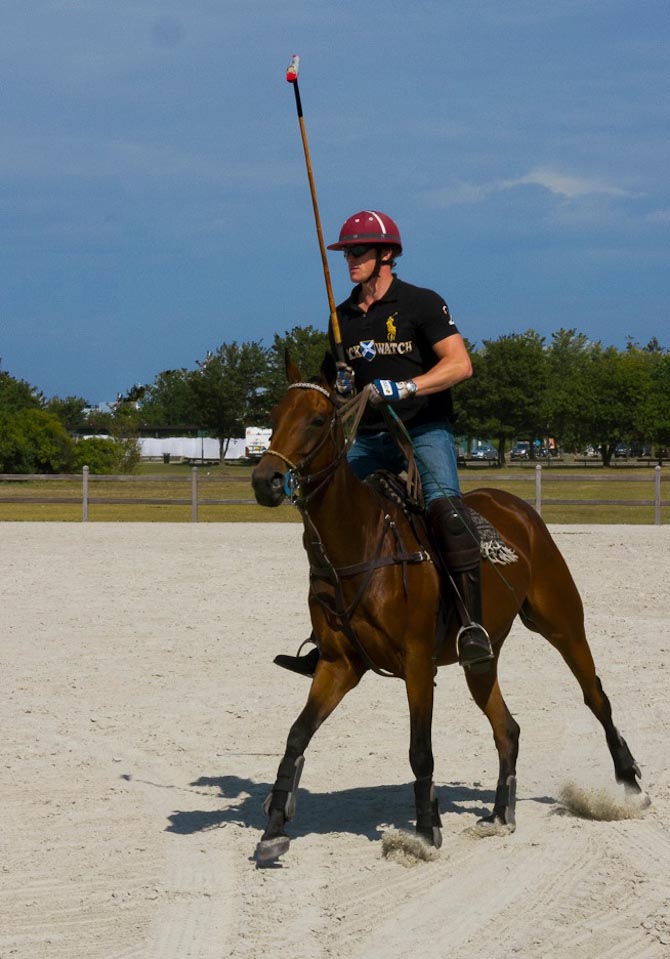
xmin=251 ymin=354 xmax=645 ymax=862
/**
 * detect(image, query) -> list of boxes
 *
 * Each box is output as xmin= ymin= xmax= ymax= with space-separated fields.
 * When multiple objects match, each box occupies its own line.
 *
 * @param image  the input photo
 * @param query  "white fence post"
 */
xmin=82 ymin=466 xmax=89 ymax=522
xmin=655 ymin=465 xmax=661 ymax=526
xmin=535 ymin=463 xmax=542 ymax=516
xmin=191 ymin=467 xmax=198 ymax=523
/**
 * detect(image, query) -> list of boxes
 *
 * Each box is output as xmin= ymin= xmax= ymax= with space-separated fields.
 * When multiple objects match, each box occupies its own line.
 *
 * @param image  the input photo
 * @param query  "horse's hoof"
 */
xmin=255 ymin=835 xmax=290 ymax=863
xmin=415 ymin=826 xmax=443 ymax=849
xmin=624 ymin=782 xmax=652 ymax=808
xmin=474 ymin=814 xmax=516 ymax=836
xmin=619 ymin=774 xmax=651 ymax=807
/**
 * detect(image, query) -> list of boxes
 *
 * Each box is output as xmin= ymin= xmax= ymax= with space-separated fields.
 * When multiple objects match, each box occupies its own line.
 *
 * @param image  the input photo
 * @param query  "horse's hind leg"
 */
xmin=520 ymin=567 xmax=644 ymax=798
xmin=465 ymin=661 xmax=520 ymax=829
xmin=256 ymin=657 xmax=362 ymax=863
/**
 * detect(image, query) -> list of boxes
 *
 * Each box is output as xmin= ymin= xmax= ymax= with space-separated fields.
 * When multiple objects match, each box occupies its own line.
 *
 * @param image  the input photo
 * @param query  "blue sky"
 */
xmin=1 ymin=0 xmax=668 ymax=405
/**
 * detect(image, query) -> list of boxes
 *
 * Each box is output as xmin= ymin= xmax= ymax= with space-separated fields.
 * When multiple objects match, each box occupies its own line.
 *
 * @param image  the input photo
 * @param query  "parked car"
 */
xmin=614 ymin=444 xmax=629 ymax=458
xmin=510 ymin=441 xmax=530 ymax=460
xmin=470 ymin=443 xmax=498 ymax=461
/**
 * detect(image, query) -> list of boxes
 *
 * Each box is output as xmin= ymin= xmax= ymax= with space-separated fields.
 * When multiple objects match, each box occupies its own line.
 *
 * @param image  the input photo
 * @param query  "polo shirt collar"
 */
xmin=348 ymin=275 xmax=399 ymax=310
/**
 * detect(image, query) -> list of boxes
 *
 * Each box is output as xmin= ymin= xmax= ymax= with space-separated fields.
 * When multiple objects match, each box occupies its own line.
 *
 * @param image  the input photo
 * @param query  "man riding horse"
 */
xmin=275 ymin=210 xmax=494 ymax=676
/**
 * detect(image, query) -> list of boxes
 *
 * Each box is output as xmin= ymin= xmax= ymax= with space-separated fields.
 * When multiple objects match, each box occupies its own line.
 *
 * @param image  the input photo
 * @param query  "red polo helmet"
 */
xmin=327 ymin=210 xmax=402 ymax=253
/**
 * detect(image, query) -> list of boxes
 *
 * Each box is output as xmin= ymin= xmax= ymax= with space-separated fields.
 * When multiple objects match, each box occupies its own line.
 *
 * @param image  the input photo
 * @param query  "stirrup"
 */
xmin=273 ymin=643 xmax=320 ymax=677
xmin=457 ymin=623 xmax=494 ymax=671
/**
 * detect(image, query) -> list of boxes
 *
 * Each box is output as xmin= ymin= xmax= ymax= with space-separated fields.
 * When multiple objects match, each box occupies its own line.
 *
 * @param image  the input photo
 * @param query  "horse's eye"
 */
xmin=311 ymin=415 xmax=326 ymax=428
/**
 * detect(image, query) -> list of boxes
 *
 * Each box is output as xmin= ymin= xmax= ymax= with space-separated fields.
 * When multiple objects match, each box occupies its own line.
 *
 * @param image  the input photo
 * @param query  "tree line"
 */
xmin=1 ymin=327 xmax=669 ymax=473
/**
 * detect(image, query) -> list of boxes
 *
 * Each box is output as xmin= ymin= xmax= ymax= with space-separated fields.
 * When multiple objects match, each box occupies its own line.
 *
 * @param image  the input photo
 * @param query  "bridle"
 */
xmin=266 ymin=382 xmax=369 ymax=505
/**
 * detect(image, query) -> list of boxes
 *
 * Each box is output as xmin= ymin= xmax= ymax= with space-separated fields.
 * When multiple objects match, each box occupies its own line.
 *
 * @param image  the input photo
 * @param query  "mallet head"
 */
xmin=286 ymin=54 xmax=300 ymax=83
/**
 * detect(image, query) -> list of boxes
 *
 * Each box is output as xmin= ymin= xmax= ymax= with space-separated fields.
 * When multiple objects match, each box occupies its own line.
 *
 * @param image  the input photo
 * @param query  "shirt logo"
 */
xmin=386 ymin=314 xmax=398 ymax=341
xmin=442 ymin=304 xmax=455 ymax=325
xmin=360 ymin=339 xmax=376 ymax=361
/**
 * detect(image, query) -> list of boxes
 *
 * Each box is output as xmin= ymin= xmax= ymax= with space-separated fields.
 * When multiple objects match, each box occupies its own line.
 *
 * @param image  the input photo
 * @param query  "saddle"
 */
xmin=363 ymin=470 xmax=518 ymax=568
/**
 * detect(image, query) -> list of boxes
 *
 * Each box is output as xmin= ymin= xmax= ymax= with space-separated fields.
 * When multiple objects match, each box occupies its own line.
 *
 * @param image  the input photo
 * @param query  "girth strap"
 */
xmin=311 ymin=549 xmax=428 ymax=581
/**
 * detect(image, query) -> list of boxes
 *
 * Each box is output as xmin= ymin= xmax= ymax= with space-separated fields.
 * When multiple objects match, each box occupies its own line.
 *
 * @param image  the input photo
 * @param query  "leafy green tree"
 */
xmin=544 ymin=329 xmax=598 ymax=452
xmin=190 ymin=341 xmax=271 ymax=455
xmin=82 ymin=407 xmax=114 ymax=434
xmin=0 ymin=413 xmax=28 ymax=472
xmin=72 ymin=437 xmax=128 ymax=473
xmin=577 ymin=345 xmax=654 ymax=465
xmin=106 ymin=399 xmax=142 ymax=472
xmin=624 ymin=342 xmax=664 ymax=444
xmin=264 ymin=326 xmax=331 ymax=409
xmin=46 ymin=395 xmax=90 ymax=432
xmin=640 ymin=348 xmax=670 ymax=460
xmin=457 ymin=331 xmax=549 ymax=462
xmin=0 ymin=409 xmax=75 ymax=473
xmin=139 ymin=369 xmax=198 ymax=428
xmin=0 ymin=369 xmax=43 ymax=412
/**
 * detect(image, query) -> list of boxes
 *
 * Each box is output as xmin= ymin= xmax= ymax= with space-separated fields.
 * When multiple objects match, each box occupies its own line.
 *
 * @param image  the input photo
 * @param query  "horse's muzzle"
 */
xmin=251 ymin=461 xmax=286 ymax=507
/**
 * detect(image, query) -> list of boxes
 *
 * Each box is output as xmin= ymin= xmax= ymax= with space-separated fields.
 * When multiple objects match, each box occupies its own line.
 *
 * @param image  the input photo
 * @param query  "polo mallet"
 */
xmin=285 ymin=55 xmax=346 ymax=367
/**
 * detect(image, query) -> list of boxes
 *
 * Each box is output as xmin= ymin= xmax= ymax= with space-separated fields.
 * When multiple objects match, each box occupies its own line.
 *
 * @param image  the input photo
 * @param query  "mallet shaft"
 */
xmin=286 ymin=56 xmax=344 ymax=360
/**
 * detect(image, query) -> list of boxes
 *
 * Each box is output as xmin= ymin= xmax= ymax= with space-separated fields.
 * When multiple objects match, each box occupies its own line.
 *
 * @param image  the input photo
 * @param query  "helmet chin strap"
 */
xmin=370 ymin=249 xmax=393 ymax=280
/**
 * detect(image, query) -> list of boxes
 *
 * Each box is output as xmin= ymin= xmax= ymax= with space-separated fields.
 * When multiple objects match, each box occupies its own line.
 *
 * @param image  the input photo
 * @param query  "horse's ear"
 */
xmin=320 ymin=351 xmax=337 ymax=388
xmin=284 ymin=349 xmax=302 ymax=384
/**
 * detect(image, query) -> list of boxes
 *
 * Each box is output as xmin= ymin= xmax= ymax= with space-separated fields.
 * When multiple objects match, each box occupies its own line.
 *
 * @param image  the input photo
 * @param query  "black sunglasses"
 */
xmin=343 ymin=244 xmax=374 ymax=259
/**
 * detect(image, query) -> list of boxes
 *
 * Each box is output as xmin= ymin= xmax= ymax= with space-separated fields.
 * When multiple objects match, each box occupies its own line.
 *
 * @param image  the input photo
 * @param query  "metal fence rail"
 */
xmin=1 ymin=464 xmax=668 ymax=523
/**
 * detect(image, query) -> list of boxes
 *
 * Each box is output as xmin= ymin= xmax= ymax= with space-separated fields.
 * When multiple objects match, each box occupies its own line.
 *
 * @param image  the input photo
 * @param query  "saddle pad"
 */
xmin=468 ymin=510 xmax=518 ymax=565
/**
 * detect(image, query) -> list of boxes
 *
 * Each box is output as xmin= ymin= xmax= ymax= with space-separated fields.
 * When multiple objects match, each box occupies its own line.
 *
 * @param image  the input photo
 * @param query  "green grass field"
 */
xmin=0 ymin=461 xmax=668 ymax=523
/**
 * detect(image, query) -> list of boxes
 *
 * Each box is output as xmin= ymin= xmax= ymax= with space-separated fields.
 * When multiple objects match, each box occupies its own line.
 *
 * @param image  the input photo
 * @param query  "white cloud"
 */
xmin=422 ymin=166 xmax=633 ymax=208
xmin=500 ymin=167 xmax=632 ymax=199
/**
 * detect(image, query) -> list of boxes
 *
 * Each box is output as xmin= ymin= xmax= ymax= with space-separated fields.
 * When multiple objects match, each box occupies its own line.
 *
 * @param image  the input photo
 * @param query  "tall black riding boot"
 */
xmin=426 ymin=496 xmax=494 ymax=671
xmin=274 ymin=634 xmax=320 ymax=677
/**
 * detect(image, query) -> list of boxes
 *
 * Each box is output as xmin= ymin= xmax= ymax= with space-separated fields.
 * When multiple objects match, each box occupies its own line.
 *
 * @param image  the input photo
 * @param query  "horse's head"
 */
xmin=251 ymin=351 xmax=341 ymax=507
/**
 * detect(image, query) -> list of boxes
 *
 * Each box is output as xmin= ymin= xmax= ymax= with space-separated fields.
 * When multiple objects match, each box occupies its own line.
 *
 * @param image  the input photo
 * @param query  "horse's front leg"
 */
xmin=405 ymin=650 xmax=442 ymax=848
xmin=256 ymin=656 xmax=361 ymax=863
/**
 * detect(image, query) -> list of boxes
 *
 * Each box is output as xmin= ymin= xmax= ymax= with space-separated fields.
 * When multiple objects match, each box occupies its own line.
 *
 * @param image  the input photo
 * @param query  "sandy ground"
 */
xmin=1 ymin=521 xmax=669 ymax=959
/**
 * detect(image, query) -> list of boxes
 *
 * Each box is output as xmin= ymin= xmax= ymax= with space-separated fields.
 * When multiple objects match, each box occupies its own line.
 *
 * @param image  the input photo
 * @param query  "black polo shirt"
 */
xmin=329 ymin=276 xmax=460 ymax=432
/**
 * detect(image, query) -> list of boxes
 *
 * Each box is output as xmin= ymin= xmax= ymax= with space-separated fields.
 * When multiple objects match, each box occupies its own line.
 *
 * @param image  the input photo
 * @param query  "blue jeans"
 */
xmin=347 ymin=421 xmax=461 ymax=505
